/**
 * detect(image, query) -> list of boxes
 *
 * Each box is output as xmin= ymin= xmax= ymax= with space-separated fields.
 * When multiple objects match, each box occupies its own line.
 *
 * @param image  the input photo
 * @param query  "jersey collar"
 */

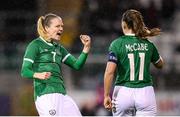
xmin=39 ymin=36 xmax=53 ymax=46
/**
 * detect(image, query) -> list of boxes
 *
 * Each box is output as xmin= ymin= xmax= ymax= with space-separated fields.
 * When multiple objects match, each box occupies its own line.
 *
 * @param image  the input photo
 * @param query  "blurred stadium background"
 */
xmin=0 ymin=0 xmax=180 ymax=115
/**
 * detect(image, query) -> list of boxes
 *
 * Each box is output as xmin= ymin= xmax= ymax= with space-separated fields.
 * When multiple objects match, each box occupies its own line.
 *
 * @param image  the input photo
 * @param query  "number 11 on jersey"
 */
xmin=128 ymin=53 xmax=145 ymax=81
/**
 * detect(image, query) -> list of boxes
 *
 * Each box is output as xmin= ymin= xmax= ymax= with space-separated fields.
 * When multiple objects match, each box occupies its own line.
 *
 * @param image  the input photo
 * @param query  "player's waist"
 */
xmin=34 ymin=76 xmax=64 ymax=84
xmin=34 ymin=83 xmax=66 ymax=99
xmin=115 ymin=82 xmax=152 ymax=88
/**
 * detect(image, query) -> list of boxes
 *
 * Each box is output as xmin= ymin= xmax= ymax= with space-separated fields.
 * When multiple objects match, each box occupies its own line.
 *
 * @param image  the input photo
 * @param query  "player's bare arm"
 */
xmin=104 ymin=62 xmax=117 ymax=111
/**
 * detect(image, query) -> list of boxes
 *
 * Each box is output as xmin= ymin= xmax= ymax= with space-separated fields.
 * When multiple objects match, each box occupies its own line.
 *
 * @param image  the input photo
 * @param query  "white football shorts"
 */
xmin=35 ymin=93 xmax=82 ymax=116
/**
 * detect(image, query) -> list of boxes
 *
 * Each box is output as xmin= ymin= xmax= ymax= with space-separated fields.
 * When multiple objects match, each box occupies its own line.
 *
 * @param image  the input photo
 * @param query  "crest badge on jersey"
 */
xmin=49 ymin=109 xmax=56 ymax=116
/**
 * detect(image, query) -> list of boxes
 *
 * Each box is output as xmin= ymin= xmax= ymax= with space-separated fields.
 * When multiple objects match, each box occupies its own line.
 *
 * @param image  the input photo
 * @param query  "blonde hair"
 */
xmin=122 ymin=9 xmax=161 ymax=39
xmin=37 ymin=13 xmax=59 ymax=40
xmin=37 ymin=16 xmax=48 ymax=39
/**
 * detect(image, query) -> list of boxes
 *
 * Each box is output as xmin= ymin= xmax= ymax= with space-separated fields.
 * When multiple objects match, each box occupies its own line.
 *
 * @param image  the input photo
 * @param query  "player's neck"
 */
xmin=123 ymin=29 xmax=134 ymax=36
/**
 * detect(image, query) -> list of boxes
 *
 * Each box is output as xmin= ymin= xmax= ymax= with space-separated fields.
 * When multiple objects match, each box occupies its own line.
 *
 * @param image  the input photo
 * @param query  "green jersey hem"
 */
xmin=115 ymin=82 xmax=152 ymax=88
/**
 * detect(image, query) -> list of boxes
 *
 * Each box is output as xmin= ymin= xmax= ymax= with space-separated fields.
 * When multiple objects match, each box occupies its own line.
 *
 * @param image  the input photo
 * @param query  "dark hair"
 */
xmin=122 ymin=9 xmax=161 ymax=38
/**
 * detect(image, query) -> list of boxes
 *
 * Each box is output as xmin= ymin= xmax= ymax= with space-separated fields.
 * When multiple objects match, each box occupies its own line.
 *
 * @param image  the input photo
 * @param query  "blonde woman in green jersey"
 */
xmin=21 ymin=13 xmax=91 ymax=116
xmin=104 ymin=9 xmax=164 ymax=116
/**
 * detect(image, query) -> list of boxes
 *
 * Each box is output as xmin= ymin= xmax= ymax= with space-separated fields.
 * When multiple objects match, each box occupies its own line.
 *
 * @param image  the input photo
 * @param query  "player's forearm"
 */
xmin=104 ymin=72 xmax=114 ymax=97
xmin=72 ymin=52 xmax=88 ymax=70
xmin=65 ymin=52 xmax=88 ymax=70
xmin=21 ymin=63 xmax=34 ymax=79
xmin=21 ymin=67 xmax=34 ymax=79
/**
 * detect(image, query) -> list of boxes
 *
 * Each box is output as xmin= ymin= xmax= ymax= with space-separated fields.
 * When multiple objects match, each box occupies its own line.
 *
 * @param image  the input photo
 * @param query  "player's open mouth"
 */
xmin=57 ymin=32 xmax=61 ymax=36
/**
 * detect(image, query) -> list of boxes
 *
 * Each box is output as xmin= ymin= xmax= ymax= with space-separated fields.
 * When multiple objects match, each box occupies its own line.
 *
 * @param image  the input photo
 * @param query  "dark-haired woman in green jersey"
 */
xmin=21 ymin=13 xmax=91 ymax=116
xmin=104 ymin=9 xmax=164 ymax=116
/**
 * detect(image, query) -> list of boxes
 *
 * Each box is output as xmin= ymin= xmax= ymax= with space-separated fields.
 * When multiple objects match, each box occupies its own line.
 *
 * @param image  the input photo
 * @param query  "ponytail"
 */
xmin=37 ymin=16 xmax=48 ymax=39
xmin=136 ymin=26 xmax=161 ymax=38
xmin=122 ymin=9 xmax=161 ymax=39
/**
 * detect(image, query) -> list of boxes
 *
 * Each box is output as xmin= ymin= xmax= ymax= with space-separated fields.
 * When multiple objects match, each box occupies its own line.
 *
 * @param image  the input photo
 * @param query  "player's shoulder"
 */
xmin=111 ymin=36 xmax=124 ymax=45
xmin=135 ymin=36 xmax=153 ymax=44
xmin=27 ymin=37 xmax=41 ymax=48
xmin=29 ymin=37 xmax=40 ymax=42
xmin=142 ymin=38 xmax=155 ymax=46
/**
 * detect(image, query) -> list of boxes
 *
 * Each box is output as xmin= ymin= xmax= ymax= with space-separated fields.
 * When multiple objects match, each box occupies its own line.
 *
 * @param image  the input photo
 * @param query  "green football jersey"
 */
xmin=109 ymin=35 xmax=160 ymax=88
xmin=21 ymin=37 xmax=87 ymax=100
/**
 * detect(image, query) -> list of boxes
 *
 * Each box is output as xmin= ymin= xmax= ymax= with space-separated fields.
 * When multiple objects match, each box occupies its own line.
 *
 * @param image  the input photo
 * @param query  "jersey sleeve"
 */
xmin=61 ymin=46 xmax=88 ymax=70
xmin=151 ymin=43 xmax=161 ymax=64
xmin=61 ymin=46 xmax=71 ymax=63
xmin=108 ymin=41 xmax=118 ymax=64
xmin=21 ymin=42 xmax=39 ymax=78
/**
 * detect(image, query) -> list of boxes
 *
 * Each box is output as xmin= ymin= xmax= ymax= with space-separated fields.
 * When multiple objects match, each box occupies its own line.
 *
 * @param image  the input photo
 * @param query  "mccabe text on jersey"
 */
xmin=125 ymin=43 xmax=148 ymax=52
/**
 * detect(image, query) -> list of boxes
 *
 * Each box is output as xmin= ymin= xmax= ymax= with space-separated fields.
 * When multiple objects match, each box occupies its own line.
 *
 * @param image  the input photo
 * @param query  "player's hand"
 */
xmin=104 ymin=96 xmax=112 ymax=111
xmin=80 ymin=35 xmax=91 ymax=53
xmin=33 ymin=72 xmax=51 ymax=80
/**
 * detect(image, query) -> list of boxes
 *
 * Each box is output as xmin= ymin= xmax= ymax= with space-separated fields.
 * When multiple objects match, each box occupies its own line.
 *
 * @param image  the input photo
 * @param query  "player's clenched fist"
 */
xmin=80 ymin=35 xmax=91 ymax=53
xmin=80 ymin=35 xmax=91 ymax=45
xmin=33 ymin=72 xmax=51 ymax=80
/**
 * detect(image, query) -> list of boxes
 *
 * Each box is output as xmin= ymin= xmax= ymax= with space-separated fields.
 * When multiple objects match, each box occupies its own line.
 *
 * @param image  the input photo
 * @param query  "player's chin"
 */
xmin=53 ymin=36 xmax=61 ymax=41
